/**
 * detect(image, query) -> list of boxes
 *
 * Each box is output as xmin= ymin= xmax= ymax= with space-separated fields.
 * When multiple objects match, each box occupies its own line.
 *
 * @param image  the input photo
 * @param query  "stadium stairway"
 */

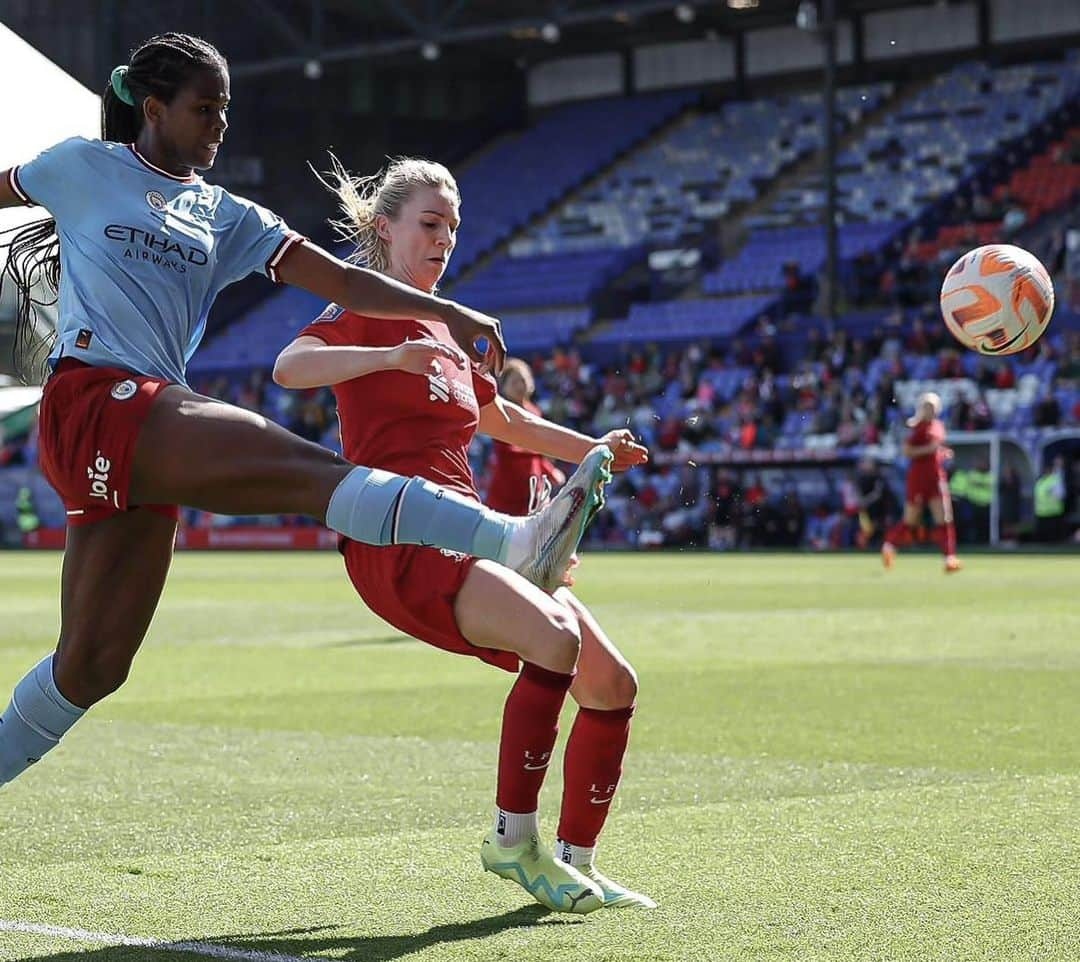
xmin=721 ymin=74 xmax=927 ymax=248
xmin=446 ymin=95 xmax=701 ymax=296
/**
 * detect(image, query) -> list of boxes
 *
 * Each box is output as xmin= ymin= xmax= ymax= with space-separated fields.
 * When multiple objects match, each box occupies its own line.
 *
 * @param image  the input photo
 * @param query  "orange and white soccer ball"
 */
xmin=939 ymin=244 xmax=1055 ymax=355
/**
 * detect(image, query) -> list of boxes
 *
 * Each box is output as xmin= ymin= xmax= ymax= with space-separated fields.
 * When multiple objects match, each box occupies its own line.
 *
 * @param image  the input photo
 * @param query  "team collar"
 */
xmin=127 ymin=144 xmax=199 ymax=184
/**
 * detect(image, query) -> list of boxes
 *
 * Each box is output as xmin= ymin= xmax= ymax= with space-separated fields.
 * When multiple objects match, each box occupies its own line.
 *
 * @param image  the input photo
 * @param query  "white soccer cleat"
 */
xmin=512 ymin=445 xmax=613 ymax=592
xmin=577 ymin=862 xmax=658 ymax=909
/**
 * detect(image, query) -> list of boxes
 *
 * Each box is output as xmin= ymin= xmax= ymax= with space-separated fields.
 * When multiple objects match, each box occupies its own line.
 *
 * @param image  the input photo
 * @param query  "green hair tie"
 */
xmin=110 ymin=65 xmax=135 ymax=107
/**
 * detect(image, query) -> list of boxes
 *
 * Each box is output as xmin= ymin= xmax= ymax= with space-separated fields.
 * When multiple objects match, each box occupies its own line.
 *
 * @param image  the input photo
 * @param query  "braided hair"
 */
xmin=0 ymin=33 xmax=227 ymax=383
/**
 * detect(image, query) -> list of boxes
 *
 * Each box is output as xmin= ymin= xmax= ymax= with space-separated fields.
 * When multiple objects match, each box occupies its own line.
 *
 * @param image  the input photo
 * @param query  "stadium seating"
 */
xmin=770 ymin=58 xmax=1080 ymax=225
xmin=701 ymin=222 xmax=904 ymax=296
xmin=512 ymin=84 xmax=891 ymax=256
xmin=448 ymin=249 xmax=632 ymax=312
xmin=915 ymin=130 xmax=1080 ymax=263
xmin=591 ymin=295 xmax=778 ymax=345
xmin=442 ymin=90 xmax=697 ymax=280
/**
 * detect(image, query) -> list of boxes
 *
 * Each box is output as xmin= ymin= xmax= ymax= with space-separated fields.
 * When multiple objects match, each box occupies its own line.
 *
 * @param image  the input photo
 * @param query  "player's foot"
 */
xmin=944 ymin=554 xmax=962 ymax=573
xmin=577 ymin=862 xmax=658 ymax=909
xmin=481 ymin=831 xmax=604 ymax=914
xmin=881 ymin=542 xmax=896 ymax=570
xmin=512 ymin=446 xmax=614 ymax=592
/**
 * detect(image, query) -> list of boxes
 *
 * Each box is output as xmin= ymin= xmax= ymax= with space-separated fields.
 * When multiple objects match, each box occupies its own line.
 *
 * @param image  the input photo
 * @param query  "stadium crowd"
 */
xmin=80 ymin=301 xmax=1066 ymax=550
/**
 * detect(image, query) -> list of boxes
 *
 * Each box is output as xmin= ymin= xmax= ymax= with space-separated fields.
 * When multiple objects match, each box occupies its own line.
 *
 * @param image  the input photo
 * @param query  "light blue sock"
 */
xmin=326 ymin=466 xmax=513 ymax=561
xmin=0 ymin=654 xmax=85 ymax=786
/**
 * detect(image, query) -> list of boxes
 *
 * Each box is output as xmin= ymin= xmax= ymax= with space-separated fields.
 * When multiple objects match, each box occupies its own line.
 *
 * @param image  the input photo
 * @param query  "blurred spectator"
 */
xmin=855 ymin=457 xmax=896 ymax=547
xmin=998 ymin=463 xmax=1023 ymax=541
xmin=15 ymin=486 xmax=39 ymax=536
xmin=1001 ymin=193 xmax=1027 ymax=236
xmin=966 ymin=458 xmax=994 ymax=543
xmin=1034 ymin=455 xmax=1068 ymax=542
xmin=1034 ymin=390 xmax=1062 ymax=428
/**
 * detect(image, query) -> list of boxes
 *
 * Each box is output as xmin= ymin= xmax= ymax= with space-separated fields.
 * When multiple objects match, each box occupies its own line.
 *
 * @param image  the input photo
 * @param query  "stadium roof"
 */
xmin=231 ymin=0 xmax=949 ymax=76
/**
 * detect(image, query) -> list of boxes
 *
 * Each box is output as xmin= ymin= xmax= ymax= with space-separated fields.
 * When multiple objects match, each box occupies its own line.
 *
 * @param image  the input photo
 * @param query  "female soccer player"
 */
xmin=0 ymin=34 xmax=610 ymax=789
xmin=485 ymin=358 xmax=565 ymax=515
xmin=881 ymin=391 xmax=961 ymax=572
xmin=274 ymin=156 xmax=654 ymax=914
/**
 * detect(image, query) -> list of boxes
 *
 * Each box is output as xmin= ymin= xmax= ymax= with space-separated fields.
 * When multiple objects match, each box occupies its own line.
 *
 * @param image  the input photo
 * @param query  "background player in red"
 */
xmin=485 ymin=358 xmax=565 ymax=515
xmin=274 ymin=155 xmax=653 ymax=914
xmin=881 ymin=391 xmax=961 ymax=572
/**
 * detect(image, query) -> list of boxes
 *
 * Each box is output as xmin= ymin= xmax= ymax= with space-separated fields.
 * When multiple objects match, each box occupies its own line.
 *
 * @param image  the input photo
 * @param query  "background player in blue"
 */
xmin=0 ymin=33 xmax=612 ymax=788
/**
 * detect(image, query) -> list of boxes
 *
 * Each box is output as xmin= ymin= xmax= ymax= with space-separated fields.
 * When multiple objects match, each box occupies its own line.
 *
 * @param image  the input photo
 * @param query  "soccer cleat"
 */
xmin=577 ymin=863 xmax=658 ymax=909
xmin=513 ymin=445 xmax=614 ymax=592
xmin=480 ymin=832 xmax=604 ymax=914
xmin=881 ymin=542 xmax=896 ymax=570
xmin=944 ymin=554 xmax=962 ymax=573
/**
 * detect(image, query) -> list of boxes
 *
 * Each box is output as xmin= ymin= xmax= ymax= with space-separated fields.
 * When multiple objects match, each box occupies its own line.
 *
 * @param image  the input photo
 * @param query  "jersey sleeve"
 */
xmin=928 ymin=420 xmax=946 ymax=444
xmin=472 ymin=366 xmax=498 ymax=407
xmin=215 ymin=190 xmax=306 ymax=286
xmin=11 ymin=137 xmax=95 ymax=219
xmin=296 ymin=305 xmax=362 ymax=346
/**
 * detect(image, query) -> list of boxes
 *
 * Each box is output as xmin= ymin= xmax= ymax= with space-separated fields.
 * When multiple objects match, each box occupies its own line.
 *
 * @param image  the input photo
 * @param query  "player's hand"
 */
xmin=438 ymin=300 xmax=506 ymax=374
xmin=387 ymin=338 xmax=466 ymax=376
xmin=598 ymin=429 xmax=649 ymax=472
xmin=940 ymin=445 xmax=955 ymax=461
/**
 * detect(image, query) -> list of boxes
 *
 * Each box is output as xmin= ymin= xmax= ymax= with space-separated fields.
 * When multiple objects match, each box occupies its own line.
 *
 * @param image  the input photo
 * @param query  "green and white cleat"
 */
xmin=481 ymin=832 xmax=604 ymax=914
xmin=578 ymin=863 xmax=658 ymax=909
xmin=513 ymin=445 xmax=614 ymax=593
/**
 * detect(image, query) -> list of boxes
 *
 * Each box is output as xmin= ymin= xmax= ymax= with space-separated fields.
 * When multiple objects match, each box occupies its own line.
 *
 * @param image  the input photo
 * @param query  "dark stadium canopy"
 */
xmin=223 ymin=0 xmax=957 ymax=75
xmin=0 ymin=1 xmax=983 ymax=87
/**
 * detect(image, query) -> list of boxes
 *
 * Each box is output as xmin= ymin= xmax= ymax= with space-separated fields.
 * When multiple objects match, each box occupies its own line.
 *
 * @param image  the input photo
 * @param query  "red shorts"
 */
xmin=342 ymin=540 xmax=519 ymax=673
xmin=38 ymin=359 xmax=179 ymax=527
xmin=906 ymin=468 xmax=949 ymax=506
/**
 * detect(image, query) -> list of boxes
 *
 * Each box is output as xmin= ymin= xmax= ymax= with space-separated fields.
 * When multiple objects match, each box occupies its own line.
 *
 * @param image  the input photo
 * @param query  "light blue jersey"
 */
xmin=11 ymin=137 xmax=302 ymax=385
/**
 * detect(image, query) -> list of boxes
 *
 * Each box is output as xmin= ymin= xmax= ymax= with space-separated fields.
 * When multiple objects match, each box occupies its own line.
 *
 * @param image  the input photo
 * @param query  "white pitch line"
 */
xmin=0 ymin=920 xmax=313 ymax=962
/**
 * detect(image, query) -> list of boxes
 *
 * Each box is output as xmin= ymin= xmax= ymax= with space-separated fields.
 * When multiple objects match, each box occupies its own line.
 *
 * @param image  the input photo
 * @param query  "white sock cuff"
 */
xmin=494 ymin=808 xmax=539 ymax=846
xmin=555 ymin=837 xmax=595 ymax=867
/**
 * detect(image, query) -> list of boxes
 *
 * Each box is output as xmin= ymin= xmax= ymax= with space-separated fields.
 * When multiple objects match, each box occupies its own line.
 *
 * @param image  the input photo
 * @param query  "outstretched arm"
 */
xmin=478 ymin=395 xmax=649 ymax=472
xmin=275 ymin=242 xmax=505 ymax=372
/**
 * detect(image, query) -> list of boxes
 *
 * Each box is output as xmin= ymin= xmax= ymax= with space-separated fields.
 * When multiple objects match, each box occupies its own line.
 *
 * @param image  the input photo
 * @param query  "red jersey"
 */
xmin=907 ymin=418 xmax=947 ymax=477
xmin=485 ymin=399 xmax=562 ymax=515
xmin=297 ymin=305 xmax=497 ymax=499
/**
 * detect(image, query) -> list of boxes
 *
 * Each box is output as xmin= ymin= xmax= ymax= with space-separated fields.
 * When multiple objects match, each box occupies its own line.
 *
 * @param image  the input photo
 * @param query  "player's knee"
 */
xmin=544 ymin=607 xmax=582 ymax=669
xmin=610 ymin=662 xmax=639 ymax=708
xmin=584 ymin=661 xmax=638 ymax=709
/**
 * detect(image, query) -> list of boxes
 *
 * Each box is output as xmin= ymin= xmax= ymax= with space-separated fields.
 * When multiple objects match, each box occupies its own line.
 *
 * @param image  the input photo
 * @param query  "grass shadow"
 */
xmin=25 ymin=905 xmax=568 ymax=961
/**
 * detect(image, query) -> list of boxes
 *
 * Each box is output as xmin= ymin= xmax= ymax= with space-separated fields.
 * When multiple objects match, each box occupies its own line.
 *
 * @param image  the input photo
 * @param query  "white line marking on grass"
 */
xmin=0 ymin=920 xmax=312 ymax=962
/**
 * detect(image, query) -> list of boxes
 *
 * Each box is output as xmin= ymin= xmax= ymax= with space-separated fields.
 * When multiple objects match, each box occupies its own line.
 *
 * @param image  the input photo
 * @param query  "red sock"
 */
xmin=556 ymin=704 xmax=635 ymax=848
xmin=495 ymin=662 xmax=574 ymax=813
xmin=884 ymin=522 xmax=914 ymax=548
xmin=931 ymin=523 xmax=957 ymax=556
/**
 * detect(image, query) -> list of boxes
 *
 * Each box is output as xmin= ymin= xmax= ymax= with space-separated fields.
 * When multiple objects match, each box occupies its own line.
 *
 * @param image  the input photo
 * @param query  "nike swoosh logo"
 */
xmin=523 ymin=761 xmax=551 ymax=771
xmin=589 ymin=796 xmax=613 ymax=804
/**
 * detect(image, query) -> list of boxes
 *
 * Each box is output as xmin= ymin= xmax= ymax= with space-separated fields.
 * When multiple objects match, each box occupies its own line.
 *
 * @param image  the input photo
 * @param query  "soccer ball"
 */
xmin=939 ymin=244 xmax=1055 ymax=355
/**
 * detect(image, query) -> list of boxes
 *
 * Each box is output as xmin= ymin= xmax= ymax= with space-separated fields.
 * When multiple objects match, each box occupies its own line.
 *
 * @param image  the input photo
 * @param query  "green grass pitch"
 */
xmin=1 ymin=550 xmax=1078 ymax=961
